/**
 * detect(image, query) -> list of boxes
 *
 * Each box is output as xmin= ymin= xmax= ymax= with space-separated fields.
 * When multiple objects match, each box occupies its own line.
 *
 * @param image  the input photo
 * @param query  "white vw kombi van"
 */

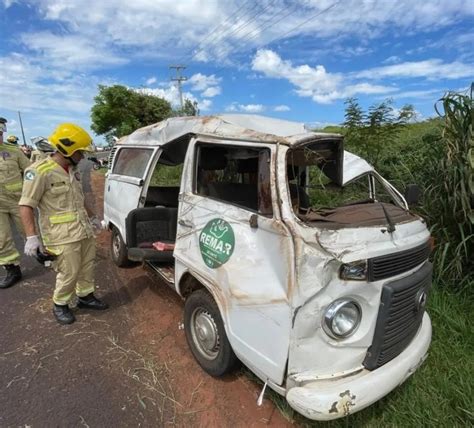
xmin=103 ymin=115 xmax=432 ymax=421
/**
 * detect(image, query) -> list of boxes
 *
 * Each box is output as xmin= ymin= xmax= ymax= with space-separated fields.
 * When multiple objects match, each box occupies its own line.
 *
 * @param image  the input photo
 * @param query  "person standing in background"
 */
xmin=0 ymin=117 xmax=31 ymax=288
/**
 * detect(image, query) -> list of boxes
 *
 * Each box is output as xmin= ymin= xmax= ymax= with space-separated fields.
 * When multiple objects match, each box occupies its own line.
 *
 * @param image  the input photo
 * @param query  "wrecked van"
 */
xmin=103 ymin=115 xmax=432 ymax=421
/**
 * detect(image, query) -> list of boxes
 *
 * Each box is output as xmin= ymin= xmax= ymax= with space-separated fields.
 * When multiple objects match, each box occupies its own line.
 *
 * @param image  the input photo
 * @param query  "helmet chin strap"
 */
xmin=68 ymin=156 xmax=78 ymax=166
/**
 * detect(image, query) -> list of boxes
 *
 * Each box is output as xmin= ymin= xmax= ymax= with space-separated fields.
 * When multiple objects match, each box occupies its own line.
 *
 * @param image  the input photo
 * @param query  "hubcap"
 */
xmin=112 ymin=234 xmax=121 ymax=258
xmin=190 ymin=308 xmax=220 ymax=360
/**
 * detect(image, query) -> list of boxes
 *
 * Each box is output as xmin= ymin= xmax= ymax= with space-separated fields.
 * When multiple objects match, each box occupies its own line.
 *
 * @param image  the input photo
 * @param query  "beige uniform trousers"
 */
xmin=49 ymin=237 xmax=96 ymax=305
xmin=0 ymin=206 xmax=24 ymax=265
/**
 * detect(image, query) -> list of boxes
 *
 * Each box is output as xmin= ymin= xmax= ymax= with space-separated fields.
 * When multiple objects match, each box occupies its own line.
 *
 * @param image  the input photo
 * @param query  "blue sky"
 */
xmin=1 ymin=0 xmax=473 ymax=145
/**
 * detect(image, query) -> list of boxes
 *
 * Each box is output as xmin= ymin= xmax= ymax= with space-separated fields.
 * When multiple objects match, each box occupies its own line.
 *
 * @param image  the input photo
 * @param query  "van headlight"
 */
xmin=323 ymin=299 xmax=361 ymax=339
xmin=339 ymin=260 xmax=367 ymax=281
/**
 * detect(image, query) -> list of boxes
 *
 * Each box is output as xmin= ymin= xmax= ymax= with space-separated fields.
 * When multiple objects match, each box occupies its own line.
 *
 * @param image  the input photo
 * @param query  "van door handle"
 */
xmin=179 ymin=219 xmax=194 ymax=228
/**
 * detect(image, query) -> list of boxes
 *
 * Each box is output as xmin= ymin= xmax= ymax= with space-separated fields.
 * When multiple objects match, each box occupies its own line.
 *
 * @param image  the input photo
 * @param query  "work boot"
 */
xmin=53 ymin=304 xmax=75 ymax=325
xmin=77 ymin=293 xmax=109 ymax=310
xmin=0 ymin=264 xmax=22 ymax=289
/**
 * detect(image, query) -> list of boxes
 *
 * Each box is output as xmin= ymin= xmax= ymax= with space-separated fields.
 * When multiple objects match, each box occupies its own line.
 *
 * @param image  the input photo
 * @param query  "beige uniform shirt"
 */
xmin=19 ymin=158 xmax=94 ymax=246
xmin=0 ymin=143 xmax=31 ymax=212
xmin=30 ymin=150 xmax=48 ymax=163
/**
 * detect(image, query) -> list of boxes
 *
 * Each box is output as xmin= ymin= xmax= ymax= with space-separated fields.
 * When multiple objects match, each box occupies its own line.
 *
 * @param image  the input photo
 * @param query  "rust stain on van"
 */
xmin=328 ymin=390 xmax=356 ymax=416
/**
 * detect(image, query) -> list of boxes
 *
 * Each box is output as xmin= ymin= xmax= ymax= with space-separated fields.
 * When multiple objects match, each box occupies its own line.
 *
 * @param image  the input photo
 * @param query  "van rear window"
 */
xmin=112 ymin=148 xmax=153 ymax=178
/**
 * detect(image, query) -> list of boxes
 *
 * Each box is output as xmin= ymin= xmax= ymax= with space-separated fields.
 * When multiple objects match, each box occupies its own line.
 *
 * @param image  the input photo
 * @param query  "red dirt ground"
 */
xmin=0 ymin=170 xmax=293 ymax=427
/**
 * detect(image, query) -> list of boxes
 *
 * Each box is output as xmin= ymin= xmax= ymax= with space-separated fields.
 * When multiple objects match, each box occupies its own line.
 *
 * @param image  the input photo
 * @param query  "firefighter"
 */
xmin=30 ymin=137 xmax=54 ymax=163
xmin=6 ymin=135 xmax=19 ymax=145
xmin=0 ymin=119 xmax=30 ymax=288
xmin=19 ymin=123 xmax=108 ymax=324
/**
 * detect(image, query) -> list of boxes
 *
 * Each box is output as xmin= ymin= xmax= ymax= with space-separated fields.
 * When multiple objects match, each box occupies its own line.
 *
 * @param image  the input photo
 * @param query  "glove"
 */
xmin=24 ymin=235 xmax=44 ymax=257
xmin=90 ymin=216 xmax=104 ymax=233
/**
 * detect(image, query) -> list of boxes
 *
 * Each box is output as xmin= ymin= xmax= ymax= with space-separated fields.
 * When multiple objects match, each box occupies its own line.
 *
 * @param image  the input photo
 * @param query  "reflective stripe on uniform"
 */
xmin=49 ymin=212 xmax=77 ymax=224
xmin=0 ymin=250 xmax=20 ymax=264
xmin=4 ymin=181 xmax=22 ymax=191
xmin=45 ymin=246 xmax=62 ymax=256
xmin=37 ymin=160 xmax=58 ymax=174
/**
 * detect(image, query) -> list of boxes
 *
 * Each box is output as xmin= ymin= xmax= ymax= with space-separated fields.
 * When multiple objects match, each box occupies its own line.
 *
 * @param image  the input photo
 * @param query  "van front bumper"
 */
xmin=286 ymin=312 xmax=431 ymax=421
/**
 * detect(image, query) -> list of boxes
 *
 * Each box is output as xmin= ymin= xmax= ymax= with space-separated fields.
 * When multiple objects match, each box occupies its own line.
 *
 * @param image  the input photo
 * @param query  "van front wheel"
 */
xmin=110 ymin=227 xmax=130 ymax=267
xmin=184 ymin=289 xmax=239 ymax=377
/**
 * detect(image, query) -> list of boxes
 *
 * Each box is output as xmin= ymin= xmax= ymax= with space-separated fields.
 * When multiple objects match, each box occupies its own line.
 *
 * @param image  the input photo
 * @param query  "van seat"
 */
xmin=207 ymin=183 xmax=258 ymax=210
xmin=126 ymin=206 xmax=178 ymax=253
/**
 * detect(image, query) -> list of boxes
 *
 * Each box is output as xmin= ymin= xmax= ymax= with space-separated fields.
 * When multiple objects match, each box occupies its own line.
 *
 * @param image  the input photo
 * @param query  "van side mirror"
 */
xmin=404 ymin=184 xmax=421 ymax=206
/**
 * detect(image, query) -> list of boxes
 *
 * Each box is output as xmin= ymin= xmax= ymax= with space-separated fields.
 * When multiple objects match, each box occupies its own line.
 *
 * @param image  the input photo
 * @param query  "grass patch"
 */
xmin=251 ymin=283 xmax=474 ymax=426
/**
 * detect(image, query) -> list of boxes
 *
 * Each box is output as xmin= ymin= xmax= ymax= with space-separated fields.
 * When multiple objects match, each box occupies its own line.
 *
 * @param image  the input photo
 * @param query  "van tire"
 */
xmin=184 ymin=289 xmax=239 ymax=377
xmin=110 ymin=227 xmax=130 ymax=267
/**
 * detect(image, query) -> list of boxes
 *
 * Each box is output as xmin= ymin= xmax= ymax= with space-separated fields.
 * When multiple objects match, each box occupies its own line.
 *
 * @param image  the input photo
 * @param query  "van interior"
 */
xmin=124 ymin=138 xmax=273 ymax=283
xmin=125 ymin=138 xmax=187 ymax=283
xmin=286 ymin=141 xmax=415 ymax=228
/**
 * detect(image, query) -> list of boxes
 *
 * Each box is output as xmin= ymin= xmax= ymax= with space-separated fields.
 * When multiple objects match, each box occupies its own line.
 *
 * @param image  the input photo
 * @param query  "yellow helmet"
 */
xmin=49 ymin=123 xmax=93 ymax=157
xmin=6 ymin=135 xmax=19 ymax=144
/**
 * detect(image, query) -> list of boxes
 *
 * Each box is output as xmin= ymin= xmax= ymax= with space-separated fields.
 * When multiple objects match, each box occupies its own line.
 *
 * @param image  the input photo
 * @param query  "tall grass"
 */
xmin=428 ymin=85 xmax=474 ymax=287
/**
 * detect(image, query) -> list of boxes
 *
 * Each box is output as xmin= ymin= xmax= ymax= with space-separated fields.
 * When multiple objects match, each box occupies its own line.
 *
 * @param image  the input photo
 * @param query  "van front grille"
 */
xmin=368 ymin=242 xmax=431 ymax=281
xmin=363 ymin=262 xmax=432 ymax=370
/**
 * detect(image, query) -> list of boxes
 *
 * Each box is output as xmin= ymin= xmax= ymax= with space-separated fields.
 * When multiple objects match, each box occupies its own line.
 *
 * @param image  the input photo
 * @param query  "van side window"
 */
xmin=112 ymin=148 xmax=153 ymax=178
xmin=195 ymin=145 xmax=272 ymax=215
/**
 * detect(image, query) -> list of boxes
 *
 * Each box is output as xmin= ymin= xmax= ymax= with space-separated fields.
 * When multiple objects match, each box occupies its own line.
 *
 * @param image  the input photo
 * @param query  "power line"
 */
xmin=255 ymin=1 xmax=341 ymax=50
xmin=188 ymin=1 xmax=276 ymax=63
xmin=178 ymin=0 xmax=252 ymax=62
xmin=179 ymin=0 xmax=257 ymax=63
xmin=213 ymin=0 xmax=299 ymax=59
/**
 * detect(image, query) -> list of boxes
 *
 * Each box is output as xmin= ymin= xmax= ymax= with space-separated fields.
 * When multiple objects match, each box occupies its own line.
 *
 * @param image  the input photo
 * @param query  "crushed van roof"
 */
xmin=114 ymin=114 xmax=374 ymax=183
xmin=116 ymin=114 xmax=342 ymax=147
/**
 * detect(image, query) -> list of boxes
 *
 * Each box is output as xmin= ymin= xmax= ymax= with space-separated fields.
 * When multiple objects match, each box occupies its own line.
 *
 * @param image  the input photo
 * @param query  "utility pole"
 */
xmin=17 ymin=111 xmax=27 ymax=146
xmin=169 ymin=65 xmax=187 ymax=111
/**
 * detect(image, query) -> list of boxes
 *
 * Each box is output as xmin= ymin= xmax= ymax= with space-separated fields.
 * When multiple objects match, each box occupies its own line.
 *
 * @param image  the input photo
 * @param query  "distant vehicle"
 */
xmin=89 ymin=156 xmax=108 ymax=170
xmin=103 ymin=115 xmax=432 ymax=421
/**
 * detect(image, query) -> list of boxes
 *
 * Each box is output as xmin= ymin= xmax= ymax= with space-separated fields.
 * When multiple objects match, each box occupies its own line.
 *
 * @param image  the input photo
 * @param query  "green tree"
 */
xmin=174 ymin=99 xmax=199 ymax=117
xmin=91 ymin=85 xmax=173 ymax=138
xmin=343 ymin=98 xmax=414 ymax=168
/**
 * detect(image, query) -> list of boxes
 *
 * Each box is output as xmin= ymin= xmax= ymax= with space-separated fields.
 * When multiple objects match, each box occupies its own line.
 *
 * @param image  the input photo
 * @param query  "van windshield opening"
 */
xmin=287 ymin=145 xmax=414 ymax=227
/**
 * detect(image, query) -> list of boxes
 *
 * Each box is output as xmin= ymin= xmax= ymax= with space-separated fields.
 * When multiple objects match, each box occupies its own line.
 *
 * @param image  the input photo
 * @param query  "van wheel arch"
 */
xmin=179 ymin=273 xmax=206 ymax=299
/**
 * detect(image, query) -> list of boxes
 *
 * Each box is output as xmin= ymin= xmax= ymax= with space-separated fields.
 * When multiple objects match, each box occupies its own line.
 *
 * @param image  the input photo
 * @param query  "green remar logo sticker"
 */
xmin=199 ymin=218 xmax=235 ymax=269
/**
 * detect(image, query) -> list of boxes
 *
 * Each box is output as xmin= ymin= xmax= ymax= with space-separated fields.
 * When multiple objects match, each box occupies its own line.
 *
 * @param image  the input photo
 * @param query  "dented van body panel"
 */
xmin=103 ymin=115 xmax=432 ymax=421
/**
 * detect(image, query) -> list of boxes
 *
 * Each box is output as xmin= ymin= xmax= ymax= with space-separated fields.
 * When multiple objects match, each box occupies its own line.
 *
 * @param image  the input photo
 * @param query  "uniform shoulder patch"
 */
xmin=25 ymin=170 xmax=36 ymax=181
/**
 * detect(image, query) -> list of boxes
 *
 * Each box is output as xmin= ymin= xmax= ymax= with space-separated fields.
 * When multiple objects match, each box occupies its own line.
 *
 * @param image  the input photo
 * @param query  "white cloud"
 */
xmin=356 ymin=59 xmax=474 ymax=80
xmin=20 ymin=31 xmax=127 ymax=71
xmin=383 ymin=56 xmax=401 ymax=64
xmin=274 ymin=105 xmax=290 ymax=112
xmin=226 ymin=103 xmax=265 ymax=113
xmin=6 ymin=0 xmax=470 ymax=65
xmin=199 ymin=99 xmax=213 ymax=111
xmin=252 ymin=49 xmax=394 ymax=104
xmin=138 ymin=84 xmax=212 ymax=112
xmin=146 ymin=77 xmax=157 ymax=85
xmin=201 ymin=86 xmax=221 ymax=98
xmin=187 ymin=73 xmax=221 ymax=91
xmin=186 ymin=73 xmax=222 ymax=98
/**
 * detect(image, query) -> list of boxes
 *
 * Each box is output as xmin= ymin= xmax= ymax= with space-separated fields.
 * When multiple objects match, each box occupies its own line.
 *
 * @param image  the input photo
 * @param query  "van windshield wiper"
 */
xmin=380 ymin=202 xmax=396 ymax=233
